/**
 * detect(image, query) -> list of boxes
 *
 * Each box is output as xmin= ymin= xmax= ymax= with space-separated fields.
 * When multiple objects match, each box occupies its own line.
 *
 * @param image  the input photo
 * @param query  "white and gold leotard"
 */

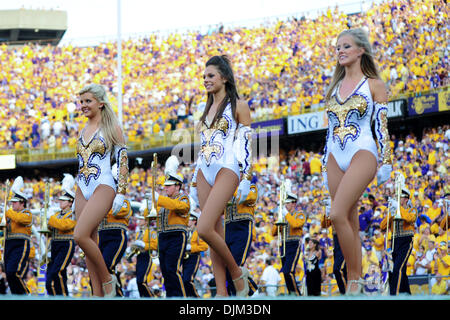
xmin=76 ymin=128 xmax=128 ymax=200
xmin=322 ymin=77 xmax=391 ymax=172
xmin=198 ymin=103 xmax=241 ymax=186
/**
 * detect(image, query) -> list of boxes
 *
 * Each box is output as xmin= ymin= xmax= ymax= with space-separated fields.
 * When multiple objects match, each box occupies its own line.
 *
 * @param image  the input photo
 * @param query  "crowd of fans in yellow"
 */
xmin=0 ymin=0 xmax=448 ymax=152
xmin=0 ymin=0 xmax=448 ymax=297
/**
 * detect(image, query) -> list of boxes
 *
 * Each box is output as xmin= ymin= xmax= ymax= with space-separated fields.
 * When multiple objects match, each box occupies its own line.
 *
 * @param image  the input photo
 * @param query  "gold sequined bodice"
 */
xmin=325 ymin=78 xmax=372 ymax=150
xmin=199 ymin=105 xmax=236 ymax=166
xmin=76 ymin=129 xmax=109 ymax=185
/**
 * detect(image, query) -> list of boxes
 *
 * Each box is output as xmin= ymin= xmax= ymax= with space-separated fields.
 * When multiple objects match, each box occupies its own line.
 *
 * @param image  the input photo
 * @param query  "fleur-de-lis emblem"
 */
xmin=200 ymin=116 xmax=231 ymax=165
xmin=77 ymin=135 xmax=107 ymax=185
xmin=326 ymin=95 xmax=368 ymax=150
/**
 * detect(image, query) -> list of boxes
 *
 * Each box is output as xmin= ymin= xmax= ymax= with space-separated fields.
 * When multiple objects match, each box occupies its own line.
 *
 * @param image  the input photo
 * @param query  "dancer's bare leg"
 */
xmin=74 ymin=188 xmax=104 ymax=295
xmin=196 ymin=171 xmax=228 ymax=295
xmin=209 ymin=219 xmax=228 ymax=296
xmin=327 ymin=151 xmax=377 ymax=291
xmin=74 ymin=185 xmax=115 ymax=296
xmin=196 ymin=168 xmax=243 ymax=296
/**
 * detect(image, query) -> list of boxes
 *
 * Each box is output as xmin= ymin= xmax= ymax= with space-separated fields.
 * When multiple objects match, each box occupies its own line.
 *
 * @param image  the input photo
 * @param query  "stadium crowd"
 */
xmin=0 ymin=0 xmax=448 ymax=152
xmin=1 ymin=124 xmax=448 ymax=297
xmin=0 ymin=0 xmax=448 ymax=297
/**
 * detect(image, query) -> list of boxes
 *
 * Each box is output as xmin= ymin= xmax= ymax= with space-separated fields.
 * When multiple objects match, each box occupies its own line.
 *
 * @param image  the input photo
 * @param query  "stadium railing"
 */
xmin=1 ymin=85 xmax=448 ymax=164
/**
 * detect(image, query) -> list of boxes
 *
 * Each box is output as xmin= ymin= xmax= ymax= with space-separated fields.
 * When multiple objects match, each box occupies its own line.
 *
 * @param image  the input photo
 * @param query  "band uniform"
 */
xmin=224 ymin=182 xmax=258 ymax=296
xmin=321 ymin=214 xmax=347 ymax=294
xmin=156 ymin=173 xmax=190 ymax=297
xmin=132 ymin=221 xmax=158 ymax=297
xmin=3 ymin=177 xmax=32 ymax=295
xmin=272 ymin=192 xmax=305 ymax=295
xmin=98 ymin=198 xmax=132 ymax=296
xmin=46 ymin=191 xmax=77 ymax=296
xmin=380 ymin=188 xmax=416 ymax=295
xmin=182 ymin=211 xmax=208 ymax=297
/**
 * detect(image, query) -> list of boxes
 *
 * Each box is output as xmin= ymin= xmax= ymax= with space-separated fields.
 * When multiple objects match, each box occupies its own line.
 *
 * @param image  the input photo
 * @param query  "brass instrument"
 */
xmin=39 ymin=181 xmax=51 ymax=266
xmin=145 ymin=193 xmax=153 ymax=258
xmin=125 ymin=229 xmax=144 ymax=260
xmin=394 ymin=172 xmax=404 ymax=220
xmin=125 ymin=245 xmax=141 ymax=260
xmin=146 ymin=153 xmax=159 ymax=257
xmin=184 ymin=228 xmax=193 ymax=259
xmin=125 ymin=247 xmax=140 ymax=260
xmin=275 ymin=181 xmax=287 ymax=258
xmin=382 ymin=198 xmax=393 ymax=295
xmin=392 ymin=172 xmax=405 ymax=253
xmin=39 ymin=181 xmax=51 ymax=235
xmin=0 ymin=180 xmax=9 ymax=228
xmin=384 ymin=200 xmax=391 ymax=251
xmin=146 ymin=153 xmax=158 ymax=221
xmin=1 ymin=180 xmax=10 ymax=262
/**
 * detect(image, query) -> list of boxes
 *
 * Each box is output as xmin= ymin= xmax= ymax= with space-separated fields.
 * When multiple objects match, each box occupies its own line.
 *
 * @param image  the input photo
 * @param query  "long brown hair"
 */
xmin=199 ymin=55 xmax=239 ymax=128
xmin=325 ymin=28 xmax=380 ymax=101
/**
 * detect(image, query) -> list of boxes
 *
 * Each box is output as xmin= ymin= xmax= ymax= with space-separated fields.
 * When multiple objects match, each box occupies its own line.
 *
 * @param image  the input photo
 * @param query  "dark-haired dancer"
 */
xmin=321 ymin=28 xmax=392 ymax=295
xmin=191 ymin=55 xmax=253 ymax=297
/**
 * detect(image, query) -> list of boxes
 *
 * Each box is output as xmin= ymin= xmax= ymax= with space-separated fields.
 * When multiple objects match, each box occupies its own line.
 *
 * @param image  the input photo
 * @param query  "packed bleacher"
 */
xmin=1 ymin=124 xmax=448 ymax=296
xmin=0 ymin=0 xmax=449 ymax=297
xmin=0 ymin=0 xmax=448 ymax=153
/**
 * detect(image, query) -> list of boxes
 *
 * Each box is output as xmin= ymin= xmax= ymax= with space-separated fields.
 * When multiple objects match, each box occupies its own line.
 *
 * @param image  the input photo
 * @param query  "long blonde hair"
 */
xmin=78 ymin=83 xmax=124 ymax=151
xmin=325 ymin=28 xmax=380 ymax=101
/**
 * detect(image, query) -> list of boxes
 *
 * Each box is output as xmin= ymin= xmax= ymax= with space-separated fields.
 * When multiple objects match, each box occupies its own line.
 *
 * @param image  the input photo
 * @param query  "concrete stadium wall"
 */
xmin=0 ymin=9 xmax=67 ymax=30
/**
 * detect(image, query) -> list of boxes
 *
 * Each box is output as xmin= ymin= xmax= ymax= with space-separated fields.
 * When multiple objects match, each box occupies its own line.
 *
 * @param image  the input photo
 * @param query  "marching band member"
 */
xmin=224 ymin=180 xmax=258 ymax=296
xmin=3 ymin=176 xmax=32 ymax=295
xmin=98 ymin=163 xmax=132 ymax=297
xmin=46 ymin=174 xmax=77 ymax=296
xmin=148 ymin=155 xmax=190 ymax=297
xmin=130 ymin=213 xmax=158 ymax=298
xmin=271 ymin=190 xmax=306 ymax=295
xmin=182 ymin=210 xmax=208 ymax=297
xmin=380 ymin=188 xmax=416 ymax=295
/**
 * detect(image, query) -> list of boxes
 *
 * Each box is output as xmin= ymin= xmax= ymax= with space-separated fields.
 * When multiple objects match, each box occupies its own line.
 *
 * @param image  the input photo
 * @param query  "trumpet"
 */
xmin=146 ymin=153 xmax=158 ymax=221
xmin=126 ymin=229 xmax=145 ymax=260
xmin=1 ymin=180 xmax=10 ymax=263
xmin=184 ymin=229 xmax=193 ymax=259
xmin=125 ymin=245 xmax=142 ymax=260
xmin=275 ymin=181 xmax=287 ymax=258
xmin=393 ymin=172 xmax=404 ymax=221
xmin=0 ymin=180 xmax=9 ymax=228
xmin=146 ymin=153 xmax=159 ymax=258
xmin=392 ymin=172 xmax=405 ymax=253
xmin=39 ymin=181 xmax=51 ymax=266
xmin=382 ymin=199 xmax=394 ymax=283
xmin=39 ymin=181 xmax=51 ymax=235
